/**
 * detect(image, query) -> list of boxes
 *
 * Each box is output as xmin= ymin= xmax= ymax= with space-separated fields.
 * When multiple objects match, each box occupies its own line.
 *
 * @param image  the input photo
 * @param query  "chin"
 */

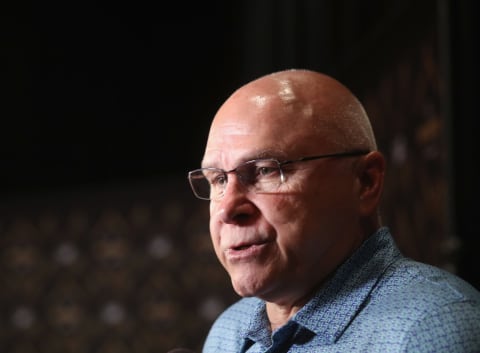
xmin=231 ymin=278 xmax=264 ymax=298
xmin=232 ymin=282 xmax=256 ymax=297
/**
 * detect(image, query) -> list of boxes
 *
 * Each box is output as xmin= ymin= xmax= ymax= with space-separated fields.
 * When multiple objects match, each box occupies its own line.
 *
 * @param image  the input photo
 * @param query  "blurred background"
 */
xmin=1 ymin=0 xmax=479 ymax=352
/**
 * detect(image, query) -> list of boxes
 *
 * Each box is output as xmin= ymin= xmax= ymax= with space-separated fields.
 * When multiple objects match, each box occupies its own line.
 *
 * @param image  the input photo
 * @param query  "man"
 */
xmin=187 ymin=69 xmax=480 ymax=352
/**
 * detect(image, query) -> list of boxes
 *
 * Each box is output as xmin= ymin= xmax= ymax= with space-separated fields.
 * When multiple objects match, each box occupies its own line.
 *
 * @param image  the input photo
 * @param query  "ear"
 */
xmin=356 ymin=151 xmax=385 ymax=216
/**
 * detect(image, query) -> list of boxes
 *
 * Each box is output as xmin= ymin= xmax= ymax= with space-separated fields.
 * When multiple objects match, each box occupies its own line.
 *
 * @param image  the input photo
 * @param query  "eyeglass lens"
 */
xmin=189 ymin=159 xmax=282 ymax=200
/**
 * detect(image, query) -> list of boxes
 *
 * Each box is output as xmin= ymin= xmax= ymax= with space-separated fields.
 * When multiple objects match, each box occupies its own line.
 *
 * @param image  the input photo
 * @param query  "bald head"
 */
xmin=207 ymin=69 xmax=377 ymax=161
xmin=201 ymin=69 xmax=386 ymax=306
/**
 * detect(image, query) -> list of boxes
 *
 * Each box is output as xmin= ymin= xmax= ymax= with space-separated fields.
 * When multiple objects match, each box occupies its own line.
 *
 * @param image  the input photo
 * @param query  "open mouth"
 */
xmin=225 ymin=241 xmax=268 ymax=261
xmin=233 ymin=244 xmax=252 ymax=251
xmin=230 ymin=239 xmax=268 ymax=252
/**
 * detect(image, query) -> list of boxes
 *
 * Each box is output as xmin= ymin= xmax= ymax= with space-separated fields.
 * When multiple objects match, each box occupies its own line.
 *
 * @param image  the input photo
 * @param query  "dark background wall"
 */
xmin=2 ymin=0 xmax=474 ymax=194
xmin=448 ymin=0 xmax=480 ymax=293
xmin=1 ymin=2 xmax=244 ymax=194
xmin=1 ymin=0 xmax=479 ymax=352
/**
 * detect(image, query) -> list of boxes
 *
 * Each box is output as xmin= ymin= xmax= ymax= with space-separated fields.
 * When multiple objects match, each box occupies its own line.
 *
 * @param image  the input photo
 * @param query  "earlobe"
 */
xmin=357 ymin=151 xmax=385 ymax=215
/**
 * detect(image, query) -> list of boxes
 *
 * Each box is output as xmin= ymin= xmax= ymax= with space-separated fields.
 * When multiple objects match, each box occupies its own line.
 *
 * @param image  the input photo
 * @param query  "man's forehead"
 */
xmin=209 ymin=120 xmax=256 ymax=137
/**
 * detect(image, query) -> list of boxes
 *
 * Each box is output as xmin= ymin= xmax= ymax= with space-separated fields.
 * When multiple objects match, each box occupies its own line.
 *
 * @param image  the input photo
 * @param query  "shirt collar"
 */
xmin=294 ymin=227 xmax=400 ymax=343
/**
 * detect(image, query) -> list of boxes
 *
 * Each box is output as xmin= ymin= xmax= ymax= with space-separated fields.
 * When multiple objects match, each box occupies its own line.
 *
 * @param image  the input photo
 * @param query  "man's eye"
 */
xmin=257 ymin=166 xmax=277 ymax=176
xmin=252 ymin=160 xmax=280 ymax=180
xmin=203 ymin=171 xmax=226 ymax=186
xmin=211 ymin=174 xmax=227 ymax=186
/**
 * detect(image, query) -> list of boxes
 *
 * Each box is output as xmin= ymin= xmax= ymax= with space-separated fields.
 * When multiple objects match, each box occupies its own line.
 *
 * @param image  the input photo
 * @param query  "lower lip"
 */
xmin=225 ymin=243 xmax=268 ymax=262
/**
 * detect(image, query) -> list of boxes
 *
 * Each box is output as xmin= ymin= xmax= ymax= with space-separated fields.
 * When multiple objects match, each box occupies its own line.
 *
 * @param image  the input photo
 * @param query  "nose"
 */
xmin=214 ymin=174 xmax=257 ymax=225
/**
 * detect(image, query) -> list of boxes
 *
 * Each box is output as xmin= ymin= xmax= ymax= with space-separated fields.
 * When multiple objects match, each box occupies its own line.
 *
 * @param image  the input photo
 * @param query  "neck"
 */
xmin=266 ymin=302 xmax=301 ymax=331
xmin=265 ymin=280 xmax=326 ymax=331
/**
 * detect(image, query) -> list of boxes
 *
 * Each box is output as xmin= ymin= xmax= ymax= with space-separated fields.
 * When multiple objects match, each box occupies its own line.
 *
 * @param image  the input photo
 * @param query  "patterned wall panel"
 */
xmin=356 ymin=30 xmax=457 ymax=272
xmin=0 ymin=181 xmax=238 ymax=352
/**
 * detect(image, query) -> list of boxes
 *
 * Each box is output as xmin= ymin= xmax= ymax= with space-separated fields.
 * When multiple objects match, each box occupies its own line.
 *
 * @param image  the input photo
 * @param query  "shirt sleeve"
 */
xmin=402 ymin=300 xmax=480 ymax=353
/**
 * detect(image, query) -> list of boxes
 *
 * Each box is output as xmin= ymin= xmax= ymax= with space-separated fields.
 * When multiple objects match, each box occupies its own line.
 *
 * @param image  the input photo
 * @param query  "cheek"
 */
xmin=209 ymin=218 xmax=219 ymax=242
xmin=273 ymin=179 xmax=316 ymax=216
xmin=305 ymin=184 xmax=358 ymax=237
xmin=261 ymin=194 xmax=307 ymax=234
xmin=209 ymin=223 xmax=227 ymax=269
xmin=268 ymin=187 xmax=333 ymax=239
xmin=208 ymin=209 xmax=222 ymax=254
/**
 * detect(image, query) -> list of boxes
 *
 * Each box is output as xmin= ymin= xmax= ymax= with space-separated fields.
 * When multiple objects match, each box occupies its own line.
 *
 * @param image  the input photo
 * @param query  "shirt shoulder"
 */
xmin=378 ymin=257 xmax=480 ymax=309
xmin=344 ymin=258 xmax=480 ymax=352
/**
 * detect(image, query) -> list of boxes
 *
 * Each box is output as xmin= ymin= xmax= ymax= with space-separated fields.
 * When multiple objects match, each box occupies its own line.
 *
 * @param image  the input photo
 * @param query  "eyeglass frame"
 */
xmin=187 ymin=149 xmax=370 ymax=201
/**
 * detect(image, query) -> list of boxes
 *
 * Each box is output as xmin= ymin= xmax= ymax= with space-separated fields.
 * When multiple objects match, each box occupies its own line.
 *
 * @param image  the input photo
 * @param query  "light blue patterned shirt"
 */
xmin=203 ymin=227 xmax=480 ymax=352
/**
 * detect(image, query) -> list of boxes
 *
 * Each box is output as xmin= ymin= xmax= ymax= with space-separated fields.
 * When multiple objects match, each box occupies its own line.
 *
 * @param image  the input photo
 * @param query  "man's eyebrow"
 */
xmin=255 ymin=149 xmax=289 ymax=160
xmin=201 ymin=149 xmax=287 ymax=168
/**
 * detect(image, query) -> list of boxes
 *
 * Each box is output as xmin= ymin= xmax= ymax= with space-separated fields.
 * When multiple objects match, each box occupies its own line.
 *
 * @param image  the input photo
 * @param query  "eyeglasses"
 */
xmin=187 ymin=150 xmax=369 ymax=200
